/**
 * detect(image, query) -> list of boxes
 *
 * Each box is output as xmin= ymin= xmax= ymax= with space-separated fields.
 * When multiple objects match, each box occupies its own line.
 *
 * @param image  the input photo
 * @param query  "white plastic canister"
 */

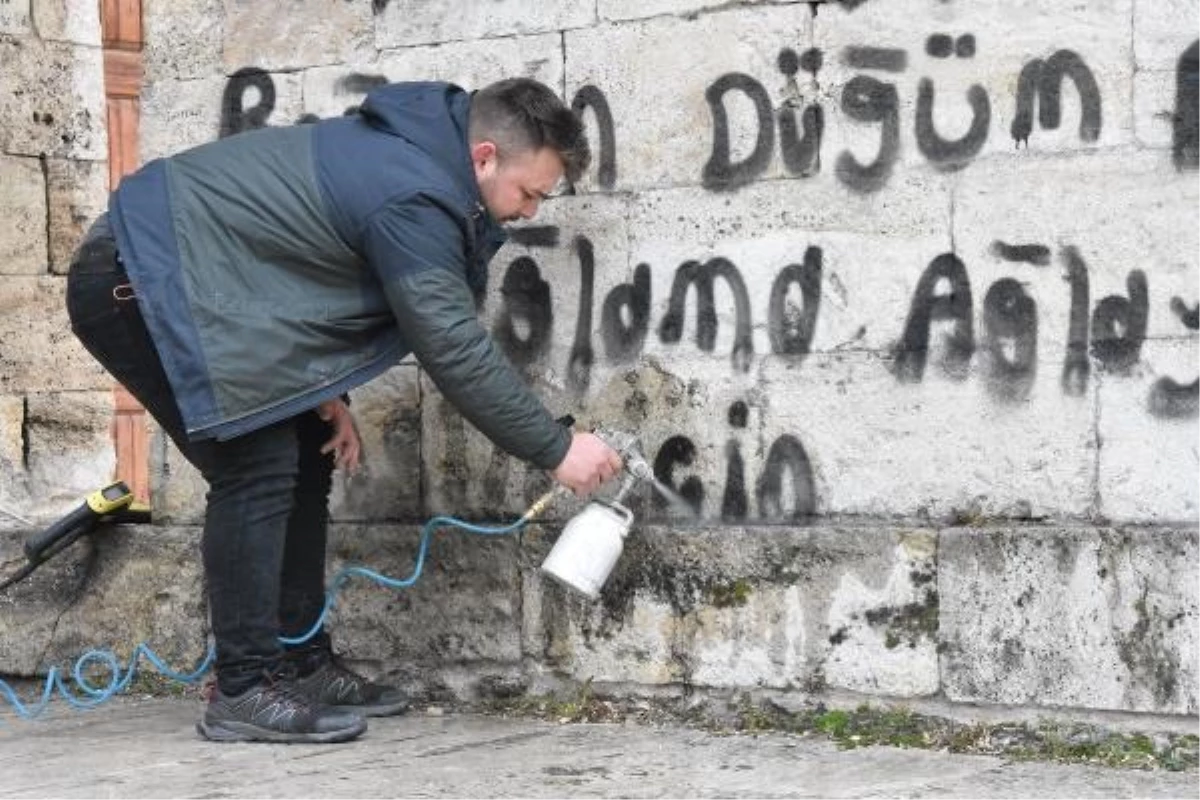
xmin=540 ymin=499 xmax=634 ymax=599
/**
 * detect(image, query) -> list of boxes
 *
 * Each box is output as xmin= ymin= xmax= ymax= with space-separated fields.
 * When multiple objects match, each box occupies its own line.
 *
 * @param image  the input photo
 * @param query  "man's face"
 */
xmin=472 ymin=142 xmax=564 ymax=224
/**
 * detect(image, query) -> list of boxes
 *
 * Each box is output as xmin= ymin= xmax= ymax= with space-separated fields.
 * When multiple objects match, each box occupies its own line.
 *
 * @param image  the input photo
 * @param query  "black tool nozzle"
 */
xmin=22 ymin=503 xmax=96 ymax=564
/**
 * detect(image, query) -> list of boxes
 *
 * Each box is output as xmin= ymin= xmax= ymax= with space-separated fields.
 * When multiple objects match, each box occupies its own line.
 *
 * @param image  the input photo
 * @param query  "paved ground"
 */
xmin=0 ymin=697 xmax=1196 ymax=799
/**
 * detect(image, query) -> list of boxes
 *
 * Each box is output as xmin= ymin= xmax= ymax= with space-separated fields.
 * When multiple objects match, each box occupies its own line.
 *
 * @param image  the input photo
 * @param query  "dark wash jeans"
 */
xmin=66 ymin=217 xmax=334 ymax=695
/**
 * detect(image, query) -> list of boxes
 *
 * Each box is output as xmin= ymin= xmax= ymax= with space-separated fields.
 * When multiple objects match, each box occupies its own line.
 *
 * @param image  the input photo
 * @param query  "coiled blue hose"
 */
xmin=0 ymin=512 xmax=526 ymax=720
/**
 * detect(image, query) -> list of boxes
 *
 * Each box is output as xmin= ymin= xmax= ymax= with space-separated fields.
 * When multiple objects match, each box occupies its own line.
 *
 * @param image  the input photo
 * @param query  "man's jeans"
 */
xmin=65 ymin=217 xmax=334 ymax=694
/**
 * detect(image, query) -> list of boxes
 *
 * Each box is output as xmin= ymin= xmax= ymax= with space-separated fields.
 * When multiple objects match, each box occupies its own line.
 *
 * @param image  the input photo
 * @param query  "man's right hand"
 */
xmin=551 ymin=431 xmax=623 ymax=496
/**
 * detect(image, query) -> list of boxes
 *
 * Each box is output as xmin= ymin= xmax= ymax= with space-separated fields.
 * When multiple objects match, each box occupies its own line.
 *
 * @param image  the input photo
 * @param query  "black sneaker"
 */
xmin=196 ymin=673 xmax=367 ymax=744
xmin=291 ymin=651 xmax=410 ymax=717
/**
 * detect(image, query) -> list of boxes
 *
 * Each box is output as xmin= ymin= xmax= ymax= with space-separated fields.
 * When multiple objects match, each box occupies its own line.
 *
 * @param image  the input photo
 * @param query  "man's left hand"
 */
xmin=316 ymin=399 xmax=362 ymax=473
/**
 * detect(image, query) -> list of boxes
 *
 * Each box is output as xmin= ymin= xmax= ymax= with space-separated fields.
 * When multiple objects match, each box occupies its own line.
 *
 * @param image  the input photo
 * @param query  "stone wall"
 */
xmin=1 ymin=0 xmax=1196 ymax=725
xmin=0 ymin=0 xmax=111 ymax=523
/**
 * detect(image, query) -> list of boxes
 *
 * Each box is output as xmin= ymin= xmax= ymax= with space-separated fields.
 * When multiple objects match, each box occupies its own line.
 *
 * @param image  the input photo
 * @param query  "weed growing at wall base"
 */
xmin=481 ymin=691 xmax=1199 ymax=772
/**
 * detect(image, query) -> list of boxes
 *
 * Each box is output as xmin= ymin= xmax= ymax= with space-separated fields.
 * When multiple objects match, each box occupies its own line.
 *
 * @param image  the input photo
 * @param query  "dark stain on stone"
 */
xmin=709 ymin=579 xmax=752 ymax=608
xmin=623 ymin=388 xmax=651 ymax=420
xmin=669 ymin=639 xmax=697 ymax=688
xmin=1115 ymin=586 xmax=1182 ymax=708
xmin=477 ymin=673 xmax=530 ymax=700
xmin=909 ymin=568 xmax=935 ymax=585
xmin=598 ymin=542 xmax=712 ymax=621
xmin=1001 ymin=637 xmax=1025 ymax=670
xmin=862 ymin=588 xmax=939 ymax=649
xmin=803 ymin=669 xmax=827 ymax=693
xmin=594 ymin=537 xmax=846 ymax=625
xmin=1051 ymin=536 xmax=1076 ymax=573
xmin=544 ymin=765 xmax=611 ymax=778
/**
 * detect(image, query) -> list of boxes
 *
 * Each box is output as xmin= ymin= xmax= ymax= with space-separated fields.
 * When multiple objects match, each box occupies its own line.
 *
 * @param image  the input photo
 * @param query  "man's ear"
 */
xmin=471 ymin=140 xmax=498 ymax=173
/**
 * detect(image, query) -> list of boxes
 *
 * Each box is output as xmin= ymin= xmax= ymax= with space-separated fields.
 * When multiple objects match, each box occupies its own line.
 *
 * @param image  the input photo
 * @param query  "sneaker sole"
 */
xmin=330 ymin=700 xmax=410 ymax=718
xmin=196 ymin=716 xmax=367 ymax=744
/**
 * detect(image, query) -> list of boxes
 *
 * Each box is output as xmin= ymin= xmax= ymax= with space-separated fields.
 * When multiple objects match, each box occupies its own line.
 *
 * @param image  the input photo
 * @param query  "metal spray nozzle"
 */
xmin=593 ymin=425 xmax=653 ymax=484
xmin=625 ymin=452 xmax=654 ymax=481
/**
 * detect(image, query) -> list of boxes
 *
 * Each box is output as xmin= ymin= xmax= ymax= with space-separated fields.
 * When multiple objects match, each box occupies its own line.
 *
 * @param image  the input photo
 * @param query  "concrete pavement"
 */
xmin=0 ymin=697 xmax=1196 ymax=798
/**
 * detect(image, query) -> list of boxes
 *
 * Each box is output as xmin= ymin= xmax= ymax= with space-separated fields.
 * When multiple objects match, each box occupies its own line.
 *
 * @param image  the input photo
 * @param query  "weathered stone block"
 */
xmin=45 ymin=157 xmax=107 ymax=273
xmin=0 ymin=524 xmax=206 ymax=677
xmin=940 ymin=525 xmax=1199 ymax=715
xmin=376 ymin=33 xmax=563 ymax=97
xmin=955 ymin=151 xmax=1197 ymax=348
xmin=1097 ymin=339 xmax=1198 ymax=524
xmin=139 ymin=75 xmax=279 ymax=162
xmin=0 ymin=0 xmax=30 ymax=35
xmin=331 ymin=366 xmax=423 ymax=522
xmin=627 ymin=172 xmax=950 ymax=244
xmin=523 ymin=524 xmax=940 ymax=697
xmin=0 ymin=153 xmax=48 ymax=275
xmin=298 ymin=61 xmax=388 ymax=123
xmin=1133 ymin=68 xmax=1179 ymax=151
xmin=762 ymin=351 xmax=1097 ymax=521
xmin=420 ymin=379 xmax=560 ymax=522
xmin=0 ymin=527 xmax=96 ymax=676
xmin=557 ymin=358 xmax=736 ymax=523
xmin=148 ymin=429 xmax=207 ymax=525
xmin=1133 ymin=0 xmax=1199 ymax=71
xmin=223 ymin=0 xmax=373 ymax=73
xmin=0 ymin=395 xmax=23 ymax=472
xmin=0 ymin=394 xmax=28 ymax=531
xmin=30 ymin=0 xmax=101 ymax=46
xmin=299 ymin=33 xmax=563 ymax=124
xmin=374 ymin=0 xmax=594 ymax=49
xmin=324 ymin=522 xmax=524 ymax=691
xmin=822 ymin=529 xmax=939 ymax=696
xmin=24 ymin=391 xmax=115 ymax=519
xmin=143 ymin=0 xmax=223 ymax=83
xmin=565 ymin=7 xmax=813 ymax=193
xmin=0 ymin=36 xmax=105 ymax=160
xmin=0 ymin=278 xmax=109 ymax=393
xmin=817 ymin=0 xmax=1134 ymax=166
xmin=625 ymin=189 xmax=950 ymax=359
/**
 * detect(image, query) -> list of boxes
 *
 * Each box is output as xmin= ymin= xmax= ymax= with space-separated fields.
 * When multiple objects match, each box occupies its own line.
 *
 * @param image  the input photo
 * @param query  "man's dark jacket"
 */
xmin=108 ymin=81 xmax=570 ymax=469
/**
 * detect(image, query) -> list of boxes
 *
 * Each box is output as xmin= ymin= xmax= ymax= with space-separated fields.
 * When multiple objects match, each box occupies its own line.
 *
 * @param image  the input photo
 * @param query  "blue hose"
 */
xmin=0 ymin=512 xmax=526 ymax=721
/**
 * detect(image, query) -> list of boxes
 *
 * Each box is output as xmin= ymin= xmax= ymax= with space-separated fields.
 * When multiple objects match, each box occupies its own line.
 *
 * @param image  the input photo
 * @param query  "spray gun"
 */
xmin=534 ymin=425 xmax=654 ymax=600
xmin=519 ymin=424 xmax=653 ymax=522
xmin=0 ymin=481 xmax=151 ymax=594
xmin=591 ymin=425 xmax=655 ymax=502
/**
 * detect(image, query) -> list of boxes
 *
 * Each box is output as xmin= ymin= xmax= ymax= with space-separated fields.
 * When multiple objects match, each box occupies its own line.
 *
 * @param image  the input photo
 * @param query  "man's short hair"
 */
xmin=470 ymin=78 xmax=591 ymax=185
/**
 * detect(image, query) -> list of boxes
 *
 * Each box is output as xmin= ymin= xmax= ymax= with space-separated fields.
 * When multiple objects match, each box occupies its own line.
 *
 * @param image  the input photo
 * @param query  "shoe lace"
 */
xmin=261 ymin=664 xmax=316 ymax=709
